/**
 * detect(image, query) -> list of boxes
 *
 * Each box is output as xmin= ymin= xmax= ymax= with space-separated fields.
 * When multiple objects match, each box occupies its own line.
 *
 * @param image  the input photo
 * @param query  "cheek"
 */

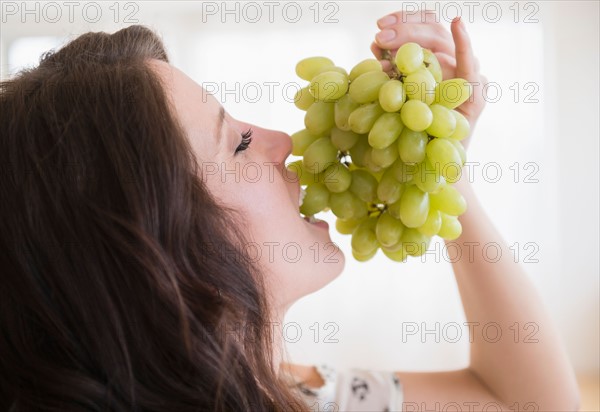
xmin=207 ymin=171 xmax=299 ymax=243
xmin=205 ymin=169 xmax=344 ymax=306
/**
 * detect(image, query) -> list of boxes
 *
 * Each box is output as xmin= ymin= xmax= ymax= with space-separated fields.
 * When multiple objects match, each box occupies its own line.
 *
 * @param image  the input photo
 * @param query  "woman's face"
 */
xmin=148 ymin=59 xmax=345 ymax=311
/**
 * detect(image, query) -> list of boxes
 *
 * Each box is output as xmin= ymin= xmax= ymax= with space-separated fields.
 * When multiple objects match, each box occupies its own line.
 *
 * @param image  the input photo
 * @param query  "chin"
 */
xmin=312 ymin=248 xmax=346 ymax=292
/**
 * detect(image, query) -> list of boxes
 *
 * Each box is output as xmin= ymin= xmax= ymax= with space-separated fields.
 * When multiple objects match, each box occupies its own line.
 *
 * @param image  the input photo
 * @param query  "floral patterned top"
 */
xmin=284 ymin=363 xmax=404 ymax=412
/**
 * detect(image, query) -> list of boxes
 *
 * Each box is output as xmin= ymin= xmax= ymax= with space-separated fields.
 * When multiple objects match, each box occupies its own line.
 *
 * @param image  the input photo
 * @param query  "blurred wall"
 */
xmin=1 ymin=1 xmax=598 ymax=375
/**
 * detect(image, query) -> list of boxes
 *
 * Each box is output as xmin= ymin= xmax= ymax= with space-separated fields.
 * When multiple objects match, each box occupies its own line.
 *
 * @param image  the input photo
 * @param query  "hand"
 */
xmin=370 ymin=10 xmax=487 ymax=150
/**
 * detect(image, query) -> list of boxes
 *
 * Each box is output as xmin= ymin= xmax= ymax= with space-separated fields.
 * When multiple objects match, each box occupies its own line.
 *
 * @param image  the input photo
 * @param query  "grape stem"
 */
xmin=381 ymin=48 xmax=431 ymax=79
xmin=367 ymin=202 xmax=387 ymax=217
xmin=381 ymin=49 xmax=403 ymax=80
xmin=338 ymin=151 xmax=351 ymax=167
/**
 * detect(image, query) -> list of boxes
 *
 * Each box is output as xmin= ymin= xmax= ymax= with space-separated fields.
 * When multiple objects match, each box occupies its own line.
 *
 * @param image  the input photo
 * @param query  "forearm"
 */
xmin=447 ymin=172 xmax=580 ymax=410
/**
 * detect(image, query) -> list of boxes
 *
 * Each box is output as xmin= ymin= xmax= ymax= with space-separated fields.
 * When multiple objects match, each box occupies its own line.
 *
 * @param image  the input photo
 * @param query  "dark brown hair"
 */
xmin=0 ymin=25 xmax=307 ymax=411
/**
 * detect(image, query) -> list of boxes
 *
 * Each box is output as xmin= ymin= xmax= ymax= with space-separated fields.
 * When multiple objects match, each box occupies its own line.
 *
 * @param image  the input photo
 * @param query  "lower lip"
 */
xmin=303 ymin=216 xmax=329 ymax=230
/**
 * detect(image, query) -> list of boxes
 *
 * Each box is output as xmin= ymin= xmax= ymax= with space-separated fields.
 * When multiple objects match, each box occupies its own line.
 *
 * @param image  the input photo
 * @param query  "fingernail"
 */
xmin=377 ymin=29 xmax=396 ymax=43
xmin=452 ymin=16 xmax=461 ymax=24
xmin=377 ymin=14 xmax=397 ymax=28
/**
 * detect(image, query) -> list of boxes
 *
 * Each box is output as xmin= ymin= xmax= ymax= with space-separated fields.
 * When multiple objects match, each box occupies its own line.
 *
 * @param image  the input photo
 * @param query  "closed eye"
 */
xmin=235 ymin=128 xmax=253 ymax=154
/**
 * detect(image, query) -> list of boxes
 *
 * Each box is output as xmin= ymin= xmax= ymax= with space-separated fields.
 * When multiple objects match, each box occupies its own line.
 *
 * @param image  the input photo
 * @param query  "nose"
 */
xmin=258 ymin=127 xmax=292 ymax=165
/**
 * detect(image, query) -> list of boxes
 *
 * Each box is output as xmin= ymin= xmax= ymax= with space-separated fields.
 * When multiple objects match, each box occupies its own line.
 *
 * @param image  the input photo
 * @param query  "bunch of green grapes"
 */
xmin=287 ymin=43 xmax=472 ymax=262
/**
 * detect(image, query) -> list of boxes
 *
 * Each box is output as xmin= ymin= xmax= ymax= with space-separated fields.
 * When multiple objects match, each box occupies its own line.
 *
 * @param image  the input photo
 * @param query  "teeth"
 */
xmin=299 ymin=187 xmax=306 ymax=207
xmin=308 ymin=215 xmax=324 ymax=223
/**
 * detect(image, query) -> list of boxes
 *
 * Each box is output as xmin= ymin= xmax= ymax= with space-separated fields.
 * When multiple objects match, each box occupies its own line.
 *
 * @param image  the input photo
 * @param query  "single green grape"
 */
xmin=379 ymin=79 xmax=406 ymax=112
xmin=390 ymin=158 xmax=417 ymax=183
xmin=330 ymin=190 xmax=359 ymax=219
xmin=371 ymin=144 xmax=399 ymax=168
xmin=323 ymin=163 xmax=352 ymax=193
xmin=425 ymin=138 xmax=462 ymax=181
xmin=348 ymin=102 xmax=385 ymax=134
xmin=351 ymin=217 xmax=379 ymax=256
xmin=377 ymin=167 xmax=404 ymax=204
xmin=438 ymin=213 xmax=462 ymax=240
xmin=434 ymin=78 xmax=473 ymax=109
xmin=296 ymin=56 xmax=335 ymax=81
xmin=309 ymin=71 xmax=349 ymax=101
xmin=414 ymin=157 xmax=445 ymax=193
xmin=363 ymin=148 xmax=384 ymax=174
xmin=401 ymin=228 xmax=431 ymax=256
xmin=349 ymin=169 xmax=378 ymax=203
xmin=400 ymin=100 xmax=433 ymax=132
xmin=426 ymin=104 xmax=457 ymax=138
xmin=349 ymin=58 xmax=382 ymax=81
xmin=417 ymin=209 xmax=442 ymax=236
xmin=336 ymin=217 xmax=364 ymax=235
xmin=334 ymin=94 xmax=360 ymax=131
xmin=404 ymin=68 xmax=436 ymax=104
xmin=294 ymin=86 xmax=316 ymax=111
xmin=304 ymin=101 xmax=335 ymax=135
xmin=352 ymin=248 xmax=378 ymax=262
xmin=387 ymin=197 xmax=402 ymax=220
xmin=285 ymin=160 xmax=303 ymax=184
xmin=381 ymin=238 xmax=404 ymax=253
xmin=429 ymin=183 xmax=467 ymax=216
xmin=291 ymin=129 xmax=321 ymax=156
xmin=381 ymin=245 xmax=408 ymax=262
xmin=447 ymin=138 xmax=467 ymax=165
xmin=368 ymin=112 xmax=404 ymax=149
xmin=423 ymin=48 xmax=442 ymax=83
xmin=348 ymin=71 xmax=390 ymax=104
xmin=330 ymin=127 xmax=360 ymax=151
xmin=300 ymin=183 xmax=330 ymax=216
xmin=448 ymin=110 xmax=470 ymax=141
xmin=287 ymin=160 xmax=323 ymax=186
xmin=376 ymin=211 xmax=405 ymax=247
xmin=303 ymin=136 xmax=338 ymax=174
xmin=314 ymin=65 xmax=348 ymax=77
xmin=394 ymin=42 xmax=424 ymax=74
xmin=351 ymin=195 xmax=369 ymax=219
xmin=348 ymin=136 xmax=370 ymax=168
xmin=399 ymin=184 xmax=429 ymax=228
xmin=397 ymin=128 xmax=428 ymax=164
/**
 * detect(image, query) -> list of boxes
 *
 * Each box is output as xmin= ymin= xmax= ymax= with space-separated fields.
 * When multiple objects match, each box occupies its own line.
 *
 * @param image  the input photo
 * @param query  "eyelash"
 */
xmin=235 ymin=128 xmax=253 ymax=154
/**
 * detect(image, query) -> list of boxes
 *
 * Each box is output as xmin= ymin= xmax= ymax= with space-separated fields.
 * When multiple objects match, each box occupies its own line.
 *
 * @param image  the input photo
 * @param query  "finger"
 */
xmin=434 ymin=52 xmax=457 ymax=80
xmin=370 ymin=42 xmax=395 ymax=72
xmin=377 ymin=9 xmax=440 ymax=29
xmin=375 ymin=24 xmax=455 ymax=56
xmin=381 ymin=60 xmax=393 ymax=74
xmin=473 ymin=56 xmax=480 ymax=73
xmin=370 ymin=41 xmax=384 ymax=60
xmin=451 ymin=17 xmax=478 ymax=81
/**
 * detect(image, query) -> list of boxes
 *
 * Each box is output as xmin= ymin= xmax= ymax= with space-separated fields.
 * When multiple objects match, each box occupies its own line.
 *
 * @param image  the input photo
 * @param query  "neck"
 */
xmin=270 ymin=305 xmax=288 ymax=376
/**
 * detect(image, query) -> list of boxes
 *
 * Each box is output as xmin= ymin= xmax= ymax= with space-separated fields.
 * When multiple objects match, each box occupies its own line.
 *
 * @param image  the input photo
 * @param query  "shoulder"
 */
xmin=280 ymin=362 xmax=404 ymax=411
xmin=280 ymin=362 xmax=326 ymax=389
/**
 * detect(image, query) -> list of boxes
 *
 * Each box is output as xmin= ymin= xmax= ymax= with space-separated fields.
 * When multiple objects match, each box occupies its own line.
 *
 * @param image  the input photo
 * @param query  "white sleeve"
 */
xmin=293 ymin=363 xmax=404 ymax=412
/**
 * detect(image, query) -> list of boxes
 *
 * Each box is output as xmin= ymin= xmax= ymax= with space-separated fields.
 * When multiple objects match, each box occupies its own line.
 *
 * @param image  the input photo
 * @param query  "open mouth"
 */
xmin=299 ymin=187 xmax=329 ymax=228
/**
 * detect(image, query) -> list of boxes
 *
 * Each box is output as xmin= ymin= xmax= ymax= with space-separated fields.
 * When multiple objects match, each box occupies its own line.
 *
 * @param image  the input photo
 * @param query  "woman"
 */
xmin=0 ymin=10 xmax=579 ymax=411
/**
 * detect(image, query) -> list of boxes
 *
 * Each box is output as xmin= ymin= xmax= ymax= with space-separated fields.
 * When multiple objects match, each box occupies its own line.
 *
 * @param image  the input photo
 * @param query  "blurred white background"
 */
xmin=2 ymin=0 xmax=598 ymax=403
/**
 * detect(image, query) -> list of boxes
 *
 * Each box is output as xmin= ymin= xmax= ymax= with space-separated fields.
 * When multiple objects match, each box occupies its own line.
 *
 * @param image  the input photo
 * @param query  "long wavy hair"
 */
xmin=0 ymin=25 xmax=307 ymax=411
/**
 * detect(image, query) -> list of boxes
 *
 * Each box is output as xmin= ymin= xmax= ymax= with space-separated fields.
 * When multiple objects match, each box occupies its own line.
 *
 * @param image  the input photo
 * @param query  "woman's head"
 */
xmin=0 ymin=25 xmax=340 ymax=410
xmin=145 ymin=59 xmax=345 ymax=310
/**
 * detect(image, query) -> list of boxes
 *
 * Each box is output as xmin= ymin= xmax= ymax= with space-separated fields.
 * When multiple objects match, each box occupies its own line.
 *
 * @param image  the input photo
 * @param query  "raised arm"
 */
xmin=371 ymin=11 xmax=580 ymax=411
